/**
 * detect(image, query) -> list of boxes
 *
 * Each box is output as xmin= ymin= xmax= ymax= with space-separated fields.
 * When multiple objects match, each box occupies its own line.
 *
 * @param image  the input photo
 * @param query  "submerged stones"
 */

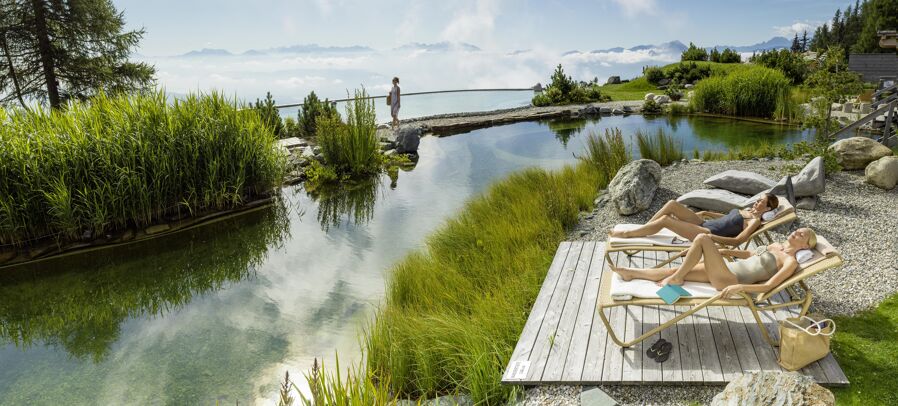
xmin=607 ymin=159 xmax=662 ymax=215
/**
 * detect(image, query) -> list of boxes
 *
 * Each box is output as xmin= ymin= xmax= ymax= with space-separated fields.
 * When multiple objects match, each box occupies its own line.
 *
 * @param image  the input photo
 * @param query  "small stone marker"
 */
xmin=580 ymin=387 xmax=618 ymax=406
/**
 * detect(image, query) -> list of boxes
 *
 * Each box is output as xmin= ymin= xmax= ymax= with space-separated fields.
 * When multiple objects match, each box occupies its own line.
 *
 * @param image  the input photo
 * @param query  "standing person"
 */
xmin=390 ymin=77 xmax=401 ymax=129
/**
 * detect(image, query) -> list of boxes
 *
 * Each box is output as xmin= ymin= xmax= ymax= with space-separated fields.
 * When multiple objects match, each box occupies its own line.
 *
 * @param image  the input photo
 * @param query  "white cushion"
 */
xmin=610 ymin=272 xmax=719 ymax=300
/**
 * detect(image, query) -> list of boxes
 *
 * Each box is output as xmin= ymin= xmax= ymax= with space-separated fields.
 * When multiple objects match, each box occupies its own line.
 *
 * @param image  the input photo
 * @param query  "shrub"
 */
xmin=681 ymin=42 xmax=708 ymax=61
xmin=750 ymin=49 xmax=809 ymax=84
xmin=636 ymin=128 xmax=683 ymax=166
xmin=316 ymin=89 xmax=381 ymax=177
xmin=644 ymin=66 xmax=665 ymax=85
xmin=710 ymin=48 xmax=741 ymax=63
xmin=531 ymin=64 xmax=609 ymax=106
xmin=667 ymin=102 xmax=692 ymax=116
xmin=0 ymin=91 xmax=285 ymax=246
xmin=665 ymin=84 xmax=684 ymax=101
xmin=531 ymin=92 xmax=551 ymax=107
xmin=642 ymin=98 xmax=662 ymax=114
xmin=251 ymin=91 xmax=285 ymax=137
xmin=298 ymin=91 xmax=340 ymax=138
xmin=689 ymin=65 xmax=794 ymax=119
xmin=665 ymin=62 xmax=712 ymax=84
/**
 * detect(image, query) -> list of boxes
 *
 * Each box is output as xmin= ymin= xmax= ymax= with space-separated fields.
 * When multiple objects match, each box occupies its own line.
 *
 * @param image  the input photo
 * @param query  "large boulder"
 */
xmin=653 ymin=94 xmax=671 ymax=104
xmin=607 ymin=159 xmax=662 ymax=215
xmin=677 ymin=189 xmax=748 ymax=212
xmin=704 ymin=170 xmax=777 ymax=195
xmin=395 ymin=125 xmax=423 ymax=153
xmin=711 ymin=372 xmax=834 ymax=406
xmin=644 ymin=92 xmax=656 ymax=102
xmin=865 ymin=155 xmax=898 ymax=190
xmin=606 ymin=75 xmax=621 ymax=85
xmin=770 ymin=156 xmax=826 ymax=197
xmin=829 ymin=137 xmax=893 ymax=170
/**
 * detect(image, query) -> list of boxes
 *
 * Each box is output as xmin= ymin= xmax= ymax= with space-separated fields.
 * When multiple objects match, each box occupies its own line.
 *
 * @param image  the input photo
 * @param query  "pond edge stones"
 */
xmin=608 ymin=159 xmax=662 ymax=215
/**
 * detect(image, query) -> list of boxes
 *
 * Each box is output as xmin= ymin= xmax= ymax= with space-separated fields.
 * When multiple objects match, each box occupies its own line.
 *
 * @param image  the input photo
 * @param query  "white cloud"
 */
xmin=562 ymin=48 xmax=679 ymax=65
xmin=440 ymin=0 xmax=501 ymax=46
xmin=275 ymin=76 xmax=328 ymax=88
xmin=774 ymin=21 xmax=819 ymax=37
xmin=612 ymin=0 xmax=658 ymax=17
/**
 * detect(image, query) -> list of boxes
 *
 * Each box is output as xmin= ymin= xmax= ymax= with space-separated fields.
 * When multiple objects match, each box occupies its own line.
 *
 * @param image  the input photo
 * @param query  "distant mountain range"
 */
xmin=174 ymin=37 xmax=791 ymax=58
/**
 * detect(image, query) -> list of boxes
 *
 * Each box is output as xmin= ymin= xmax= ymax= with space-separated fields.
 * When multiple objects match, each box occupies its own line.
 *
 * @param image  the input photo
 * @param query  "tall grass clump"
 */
xmin=316 ymin=89 xmax=381 ymax=177
xmin=365 ymin=160 xmax=618 ymax=404
xmin=576 ymin=128 xmax=632 ymax=183
xmin=636 ymin=128 xmax=683 ymax=166
xmin=690 ymin=65 xmax=795 ymax=119
xmin=0 ymin=91 xmax=285 ymax=247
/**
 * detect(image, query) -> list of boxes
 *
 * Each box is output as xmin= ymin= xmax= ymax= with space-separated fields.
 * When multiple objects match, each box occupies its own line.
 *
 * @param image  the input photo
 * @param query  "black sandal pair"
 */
xmin=646 ymin=338 xmax=673 ymax=363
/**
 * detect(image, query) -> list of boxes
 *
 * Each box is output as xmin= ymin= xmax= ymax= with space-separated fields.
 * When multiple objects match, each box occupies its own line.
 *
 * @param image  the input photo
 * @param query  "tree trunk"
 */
xmin=30 ymin=0 xmax=60 ymax=109
xmin=0 ymin=34 xmax=31 ymax=111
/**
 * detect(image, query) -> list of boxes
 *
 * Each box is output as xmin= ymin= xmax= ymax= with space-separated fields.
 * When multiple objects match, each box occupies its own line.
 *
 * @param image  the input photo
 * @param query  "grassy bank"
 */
xmin=360 ymin=132 xmax=628 ymax=404
xmin=831 ymin=293 xmax=898 ymax=405
xmin=0 ymin=91 xmax=285 ymax=247
xmin=600 ymin=77 xmax=656 ymax=101
xmin=689 ymin=65 xmax=795 ymax=120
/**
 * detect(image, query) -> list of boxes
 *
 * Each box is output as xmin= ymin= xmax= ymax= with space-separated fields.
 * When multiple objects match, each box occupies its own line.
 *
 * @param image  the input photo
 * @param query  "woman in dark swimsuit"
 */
xmin=608 ymin=194 xmax=779 ymax=245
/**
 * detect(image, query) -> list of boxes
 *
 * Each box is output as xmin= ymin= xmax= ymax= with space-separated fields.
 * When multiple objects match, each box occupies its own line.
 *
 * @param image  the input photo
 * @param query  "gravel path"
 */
xmin=521 ymin=159 xmax=898 ymax=406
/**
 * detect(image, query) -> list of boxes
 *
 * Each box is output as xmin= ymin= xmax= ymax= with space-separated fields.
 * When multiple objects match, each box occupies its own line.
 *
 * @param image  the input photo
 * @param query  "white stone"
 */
xmin=865 ymin=155 xmax=898 ymax=190
xmin=644 ymin=92 xmax=656 ymax=101
xmin=653 ymin=94 xmax=671 ymax=104
xmin=608 ymin=159 xmax=662 ymax=215
xmin=829 ymin=137 xmax=894 ymax=170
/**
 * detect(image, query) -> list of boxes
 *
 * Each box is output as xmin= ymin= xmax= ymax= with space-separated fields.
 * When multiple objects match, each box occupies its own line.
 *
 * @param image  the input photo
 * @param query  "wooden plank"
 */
xmin=563 ymin=243 xmax=605 ymax=381
xmin=621 ymin=304 xmax=644 ymax=383
xmin=600 ymin=304 xmax=626 ymax=382
xmin=658 ymin=306 xmax=684 ymax=382
xmin=642 ymin=305 xmax=663 ymax=382
xmin=523 ymin=242 xmax=585 ymax=382
xmin=502 ymin=241 xmax=573 ymax=381
xmin=817 ymin=353 xmax=849 ymax=386
xmin=673 ymin=305 xmax=704 ymax=382
xmin=706 ymin=306 xmax=743 ymax=381
xmin=734 ymin=306 xmax=783 ymax=373
xmin=581 ymin=248 xmax=611 ymax=382
xmin=692 ymin=306 xmax=726 ymax=383
xmin=722 ymin=306 xmax=763 ymax=373
xmin=543 ymin=241 xmax=596 ymax=382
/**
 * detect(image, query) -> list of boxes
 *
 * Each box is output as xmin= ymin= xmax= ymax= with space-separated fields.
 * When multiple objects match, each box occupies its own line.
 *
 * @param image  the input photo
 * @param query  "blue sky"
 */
xmin=115 ymin=0 xmax=848 ymax=56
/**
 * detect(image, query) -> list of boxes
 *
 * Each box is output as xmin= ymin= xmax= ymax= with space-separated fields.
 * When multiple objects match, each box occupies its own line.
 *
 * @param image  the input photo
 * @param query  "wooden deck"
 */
xmin=502 ymin=241 xmax=848 ymax=386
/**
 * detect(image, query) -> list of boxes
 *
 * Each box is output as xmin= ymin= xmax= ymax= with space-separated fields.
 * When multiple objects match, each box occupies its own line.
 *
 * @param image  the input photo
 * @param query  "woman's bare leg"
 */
xmin=659 ymin=234 xmax=738 ymax=288
xmin=612 ymin=263 xmax=712 ymax=282
xmin=650 ymin=200 xmax=705 ymax=225
xmin=609 ymin=215 xmax=709 ymax=240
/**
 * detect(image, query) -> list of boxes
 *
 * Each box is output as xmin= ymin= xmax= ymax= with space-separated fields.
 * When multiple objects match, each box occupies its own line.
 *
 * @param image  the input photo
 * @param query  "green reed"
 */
xmin=690 ymin=65 xmax=795 ymax=119
xmin=636 ymin=128 xmax=684 ymax=166
xmin=0 ymin=91 xmax=285 ymax=246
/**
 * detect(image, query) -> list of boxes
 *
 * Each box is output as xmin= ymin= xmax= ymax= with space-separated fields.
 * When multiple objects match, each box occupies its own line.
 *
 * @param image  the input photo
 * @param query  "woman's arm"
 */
xmin=708 ymin=218 xmax=761 ymax=246
xmin=720 ymin=258 xmax=798 ymax=296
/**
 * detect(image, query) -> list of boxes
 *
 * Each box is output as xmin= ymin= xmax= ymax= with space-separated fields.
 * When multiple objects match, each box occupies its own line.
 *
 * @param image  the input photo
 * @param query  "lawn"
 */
xmin=600 ymin=77 xmax=657 ymax=101
xmin=831 ymin=293 xmax=898 ymax=405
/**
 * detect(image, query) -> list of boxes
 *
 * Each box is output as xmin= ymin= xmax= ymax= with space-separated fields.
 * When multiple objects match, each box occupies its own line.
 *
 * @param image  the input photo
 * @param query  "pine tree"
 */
xmin=0 ymin=0 xmax=155 ymax=109
xmin=854 ymin=0 xmax=898 ymax=53
xmin=800 ymin=31 xmax=809 ymax=52
xmin=252 ymin=92 xmax=285 ymax=137
xmin=791 ymin=34 xmax=802 ymax=53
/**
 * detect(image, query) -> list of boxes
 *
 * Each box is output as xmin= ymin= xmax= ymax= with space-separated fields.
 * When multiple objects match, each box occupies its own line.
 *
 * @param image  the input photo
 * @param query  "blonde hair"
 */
xmin=805 ymin=228 xmax=817 ymax=250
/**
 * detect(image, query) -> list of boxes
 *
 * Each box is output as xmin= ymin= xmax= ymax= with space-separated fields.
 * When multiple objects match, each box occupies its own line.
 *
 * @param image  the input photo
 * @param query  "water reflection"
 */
xmin=308 ymin=178 xmax=381 ymax=232
xmin=541 ymin=118 xmax=587 ymax=147
xmin=0 ymin=201 xmax=290 ymax=362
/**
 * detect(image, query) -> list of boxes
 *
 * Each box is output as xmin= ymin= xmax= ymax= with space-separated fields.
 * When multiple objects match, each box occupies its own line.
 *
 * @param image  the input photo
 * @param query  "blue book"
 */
xmin=657 ymin=284 xmax=692 ymax=304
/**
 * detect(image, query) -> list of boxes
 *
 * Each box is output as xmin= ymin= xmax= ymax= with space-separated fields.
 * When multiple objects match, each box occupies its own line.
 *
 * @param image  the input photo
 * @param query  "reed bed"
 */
xmin=316 ymin=89 xmax=381 ymax=177
xmin=576 ymin=128 xmax=632 ymax=184
xmin=0 ymin=91 xmax=285 ymax=247
xmin=689 ymin=65 xmax=795 ymax=119
xmin=635 ymin=128 xmax=684 ymax=166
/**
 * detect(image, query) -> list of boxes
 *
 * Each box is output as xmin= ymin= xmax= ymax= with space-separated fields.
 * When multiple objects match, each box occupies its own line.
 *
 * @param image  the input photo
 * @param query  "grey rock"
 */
xmin=653 ymin=94 xmax=671 ymax=104
xmin=606 ymin=75 xmax=621 ymax=85
xmin=395 ymin=125 xmax=423 ymax=153
xmin=829 ymin=137 xmax=894 ymax=170
xmin=384 ymin=149 xmax=398 ymax=156
xmin=607 ymin=159 xmax=662 ymax=215
xmin=684 ymin=83 xmax=694 ymax=89
xmin=831 ymin=102 xmax=842 ymax=111
xmin=770 ymin=156 xmax=826 ymax=197
xmin=611 ymin=108 xmax=625 ymax=115
xmin=423 ymin=394 xmax=473 ymax=406
xmin=599 ymin=106 xmax=612 ymax=114
xmin=677 ymin=189 xmax=748 ymax=212
xmin=842 ymin=102 xmax=854 ymax=113
xmin=703 ymin=170 xmax=777 ymax=195
xmin=644 ymin=92 xmax=656 ymax=101
xmin=581 ymin=387 xmax=618 ymax=406
xmin=796 ymin=195 xmax=818 ymax=210
xmin=711 ymin=372 xmax=834 ymax=406
xmin=276 ymin=137 xmax=306 ymax=151
xmin=658 ymin=78 xmax=671 ymax=86
xmin=581 ymin=105 xmax=599 ymax=115
xmin=622 ymin=105 xmax=635 ymax=113
xmin=865 ymin=155 xmax=898 ymax=190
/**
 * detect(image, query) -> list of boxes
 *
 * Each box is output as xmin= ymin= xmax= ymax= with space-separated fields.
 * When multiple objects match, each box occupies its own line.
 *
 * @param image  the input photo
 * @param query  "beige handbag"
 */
xmin=778 ymin=315 xmax=835 ymax=371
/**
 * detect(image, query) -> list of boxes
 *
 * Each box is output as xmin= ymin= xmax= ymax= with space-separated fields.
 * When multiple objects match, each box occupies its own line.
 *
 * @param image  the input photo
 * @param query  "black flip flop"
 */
xmin=654 ymin=341 xmax=674 ymax=363
xmin=646 ymin=338 xmax=667 ymax=359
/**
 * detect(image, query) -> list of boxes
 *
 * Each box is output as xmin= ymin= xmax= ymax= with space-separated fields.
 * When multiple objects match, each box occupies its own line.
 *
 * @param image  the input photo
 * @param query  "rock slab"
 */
xmin=865 ymin=155 xmax=898 ymax=190
xmin=677 ymin=189 xmax=748 ymax=212
xmin=770 ymin=156 xmax=826 ymax=197
xmin=608 ymin=159 xmax=662 ymax=215
xmin=704 ymin=170 xmax=777 ymax=195
xmin=581 ymin=387 xmax=618 ymax=406
xmin=711 ymin=372 xmax=834 ymax=406
xmin=395 ymin=125 xmax=423 ymax=153
xmin=829 ymin=137 xmax=893 ymax=170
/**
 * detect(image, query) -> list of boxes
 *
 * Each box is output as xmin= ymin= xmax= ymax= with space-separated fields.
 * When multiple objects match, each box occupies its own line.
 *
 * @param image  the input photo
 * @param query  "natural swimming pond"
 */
xmin=0 ymin=115 xmax=811 ymax=404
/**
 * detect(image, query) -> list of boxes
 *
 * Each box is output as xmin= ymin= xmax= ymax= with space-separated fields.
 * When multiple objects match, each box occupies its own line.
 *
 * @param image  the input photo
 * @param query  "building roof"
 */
xmin=848 ymin=53 xmax=898 ymax=83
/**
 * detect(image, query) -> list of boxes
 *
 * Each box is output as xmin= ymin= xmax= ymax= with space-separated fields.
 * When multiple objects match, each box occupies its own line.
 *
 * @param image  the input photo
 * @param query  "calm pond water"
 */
xmin=0 ymin=115 xmax=810 ymax=405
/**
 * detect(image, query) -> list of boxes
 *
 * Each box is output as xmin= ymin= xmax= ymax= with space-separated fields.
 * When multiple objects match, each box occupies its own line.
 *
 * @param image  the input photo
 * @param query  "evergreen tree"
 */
xmin=681 ymin=42 xmax=709 ymax=61
xmin=252 ymin=92 xmax=285 ymax=137
xmin=800 ymin=31 xmax=809 ymax=52
xmin=854 ymin=0 xmax=898 ymax=53
xmin=791 ymin=34 xmax=802 ymax=53
xmin=709 ymin=48 xmax=721 ymax=63
xmin=0 ymin=0 xmax=155 ymax=109
xmin=297 ymin=91 xmax=340 ymax=138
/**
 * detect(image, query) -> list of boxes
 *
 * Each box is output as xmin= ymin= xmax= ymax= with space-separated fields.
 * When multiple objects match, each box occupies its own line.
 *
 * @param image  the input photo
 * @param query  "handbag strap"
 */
xmin=784 ymin=316 xmax=836 ymax=336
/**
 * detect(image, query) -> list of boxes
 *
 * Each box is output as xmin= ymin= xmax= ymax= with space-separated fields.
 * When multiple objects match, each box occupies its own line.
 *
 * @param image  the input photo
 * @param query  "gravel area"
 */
xmin=522 ymin=159 xmax=898 ymax=406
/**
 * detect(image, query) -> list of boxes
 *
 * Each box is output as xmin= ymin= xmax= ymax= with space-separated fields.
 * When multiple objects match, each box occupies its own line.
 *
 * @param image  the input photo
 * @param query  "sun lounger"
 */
xmin=598 ymin=234 xmax=842 ymax=348
xmin=607 ymin=198 xmax=796 ymax=268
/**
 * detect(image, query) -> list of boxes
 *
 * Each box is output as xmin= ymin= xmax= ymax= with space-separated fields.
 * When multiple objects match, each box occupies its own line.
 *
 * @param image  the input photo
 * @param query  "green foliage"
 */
xmin=298 ymin=91 xmax=341 ymax=138
xmin=710 ymin=48 xmax=741 ymax=63
xmin=665 ymin=83 xmax=684 ymax=101
xmin=636 ymin=128 xmax=683 ymax=166
xmin=0 ymin=91 xmax=285 ymax=246
xmin=807 ymin=46 xmax=864 ymax=104
xmin=811 ymin=0 xmax=898 ymax=56
xmin=802 ymin=97 xmax=842 ymax=137
xmin=642 ymin=98 xmax=662 ymax=114
xmin=315 ymin=89 xmax=381 ymax=178
xmin=0 ymin=0 xmax=155 ymax=109
xmin=681 ymin=42 xmax=709 ymax=62
xmin=690 ymin=65 xmax=795 ymax=119
xmin=667 ymin=102 xmax=692 ymax=116
xmin=577 ymin=128 xmax=632 ymax=182
xmin=751 ymin=49 xmax=810 ymax=84
xmin=365 ymin=163 xmax=605 ymax=404
xmin=664 ymin=62 xmax=712 ymax=84
xmin=296 ymin=357 xmax=398 ymax=406
xmin=531 ymin=64 xmax=610 ymax=106
xmin=830 ymin=293 xmax=898 ymax=405
xmin=252 ymin=91 xmax=285 ymax=137
xmin=700 ymin=139 xmax=841 ymax=174
xmin=644 ymin=66 xmax=665 ymax=85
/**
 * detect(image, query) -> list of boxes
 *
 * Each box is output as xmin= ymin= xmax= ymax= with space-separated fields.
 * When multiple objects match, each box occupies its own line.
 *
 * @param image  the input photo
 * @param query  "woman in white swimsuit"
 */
xmin=611 ymin=228 xmax=817 ymax=298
